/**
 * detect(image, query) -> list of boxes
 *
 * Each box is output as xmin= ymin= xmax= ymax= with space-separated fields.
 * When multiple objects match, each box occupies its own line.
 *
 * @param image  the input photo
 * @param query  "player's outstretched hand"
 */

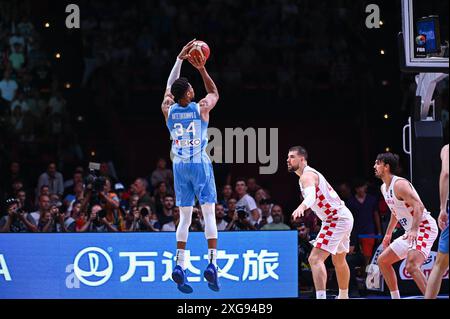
xmin=178 ymin=39 xmax=196 ymax=60
xmin=291 ymin=206 xmax=305 ymax=220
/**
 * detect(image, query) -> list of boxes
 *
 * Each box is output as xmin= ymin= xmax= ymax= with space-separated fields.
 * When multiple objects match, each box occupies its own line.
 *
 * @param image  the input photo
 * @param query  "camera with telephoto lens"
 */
xmin=140 ymin=207 xmax=150 ymax=217
xmin=5 ymin=198 xmax=23 ymax=215
xmin=85 ymin=162 xmax=107 ymax=205
xmin=97 ymin=209 xmax=107 ymax=219
xmin=237 ymin=210 xmax=248 ymax=219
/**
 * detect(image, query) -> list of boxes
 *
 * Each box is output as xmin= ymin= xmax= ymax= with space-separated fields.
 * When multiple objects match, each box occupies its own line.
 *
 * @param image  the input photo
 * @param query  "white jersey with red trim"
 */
xmin=299 ymin=166 xmax=349 ymax=221
xmin=381 ymin=175 xmax=434 ymax=232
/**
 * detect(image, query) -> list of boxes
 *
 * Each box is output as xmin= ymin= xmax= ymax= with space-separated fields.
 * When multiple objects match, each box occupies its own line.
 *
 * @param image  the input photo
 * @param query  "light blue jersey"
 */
xmin=167 ymin=102 xmax=208 ymax=162
xmin=166 ymin=102 xmax=217 ymax=206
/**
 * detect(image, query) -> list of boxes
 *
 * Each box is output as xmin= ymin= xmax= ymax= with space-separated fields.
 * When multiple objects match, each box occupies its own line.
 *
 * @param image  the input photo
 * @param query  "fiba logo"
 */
xmin=416 ymin=35 xmax=427 ymax=46
xmin=73 ymin=247 xmax=113 ymax=286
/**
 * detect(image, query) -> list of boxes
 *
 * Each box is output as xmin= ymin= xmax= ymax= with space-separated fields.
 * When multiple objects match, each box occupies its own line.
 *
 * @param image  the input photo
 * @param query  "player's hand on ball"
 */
xmin=188 ymin=54 xmax=206 ymax=69
xmin=178 ymin=39 xmax=196 ymax=60
xmin=292 ymin=206 xmax=305 ymax=220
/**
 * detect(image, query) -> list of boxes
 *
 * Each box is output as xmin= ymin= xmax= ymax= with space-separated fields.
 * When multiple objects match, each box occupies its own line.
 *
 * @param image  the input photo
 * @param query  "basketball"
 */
xmin=189 ymin=40 xmax=210 ymax=61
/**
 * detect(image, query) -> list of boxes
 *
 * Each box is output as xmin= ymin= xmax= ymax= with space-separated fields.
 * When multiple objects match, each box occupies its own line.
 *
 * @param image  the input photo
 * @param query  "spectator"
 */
xmin=225 ymin=209 xmax=256 ymax=231
xmin=258 ymin=198 xmax=273 ymax=229
xmin=99 ymin=162 xmax=118 ymax=185
xmin=346 ymin=179 xmax=382 ymax=265
xmin=249 ymin=208 xmax=262 ymax=229
xmin=224 ymin=198 xmax=237 ymax=223
xmin=157 ymin=194 xmax=175 ymax=228
xmin=37 ymin=162 xmax=64 ymax=197
xmin=153 ymin=181 xmax=171 ymax=214
xmin=162 ymin=206 xmax=180 ymax=231
xmin=246 ymin=177 xmax=261 ymax=197
xmin=132 ymin=177 xmax=152 ymax=207
xmin=235 ymin=178 xmax=259 ymax=218
xmin=9 ymin=43 xmax=25 ymax=71
xmin=296 ymin=208 xmax=320 ymax=239
xmin=68 ymin=200 xmax=83 ymax=231
xmin=37 ymin=210 xmax=55 ymax=232
xmin=149 ymin=158 xmax=173 ymax=192
xmin=295 ymin=222 xmax=313 ymax=290
xmin=218 ymin=184 xmax=233 ymax=209
xmin=190 ymin=207 xmax=204 ymax=232
xmin=63 ymin=168 xmax=84 ymax=195
xmin=215 ymin=203 xmax=228 ymax=231
xmin=34 ymin=184 xmax=50 ymax=207
xmin=99 ymin=177 xmax=123 ymax=231
xmin=254 ymin=188 xmax=270 ymax=207
xmin=261 ymin=205 xmax=290 ymax=230
xmin=16 ymin=189 xmax=34 ymax=213
xmin=30 ymin=194 xmax=51 ymax=225
xmin=0 ymin=198 xmax=37 ymax=232
xmin=337 ymin=181 xmax=352 ymax=204
xmin=0 ymin=70 xmax=18 ymax=114
xmin=63 ymin=181 xmax=84 ymax=210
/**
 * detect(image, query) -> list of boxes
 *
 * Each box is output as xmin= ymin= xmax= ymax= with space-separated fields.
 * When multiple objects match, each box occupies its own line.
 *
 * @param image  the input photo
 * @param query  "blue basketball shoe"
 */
xmin=203 ymin=263 xmax=220 ymax=292
xmin=172 ymin=265 xmax=193 ymax=294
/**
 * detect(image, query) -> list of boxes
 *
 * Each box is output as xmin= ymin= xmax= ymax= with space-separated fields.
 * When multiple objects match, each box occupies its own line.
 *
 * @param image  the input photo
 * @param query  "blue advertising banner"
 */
xmin=0 ymin=231 xmax=298 ymax=299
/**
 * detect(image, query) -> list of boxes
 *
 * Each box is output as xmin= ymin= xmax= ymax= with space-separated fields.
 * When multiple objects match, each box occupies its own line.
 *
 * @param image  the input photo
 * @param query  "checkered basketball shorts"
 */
xmin=312 ymin=207 xmax=354 ymax=255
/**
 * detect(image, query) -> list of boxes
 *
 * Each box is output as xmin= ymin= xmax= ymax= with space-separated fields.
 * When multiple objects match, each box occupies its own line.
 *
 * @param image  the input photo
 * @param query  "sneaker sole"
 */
xmin=204 ymin=269 xmax=215 ymax=283
xmin=172 ymin=272 xmax=184 ymax=285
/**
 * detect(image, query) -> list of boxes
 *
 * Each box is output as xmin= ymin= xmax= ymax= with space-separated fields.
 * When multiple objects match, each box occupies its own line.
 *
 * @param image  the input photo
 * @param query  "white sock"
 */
xmin=390 ymin=290 xmax=401 ymax=299
xmin=316 ymin=290 xmax=326 ymax=299
xmin=208 ymin=248 xmax=217 ymax=266
xmin=176 ymin=249 xmax=186 ymax=270
xmin=338 ymin=289 xmax=349 ymax=299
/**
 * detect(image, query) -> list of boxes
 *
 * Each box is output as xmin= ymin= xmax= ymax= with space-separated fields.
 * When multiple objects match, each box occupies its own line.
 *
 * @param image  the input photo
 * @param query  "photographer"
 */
xmin=54 ymin=203 xmax=76 ymax=233
xmin=98 ymin=177 xmax=124 ymax=231
xmin=190 ymin=207 xmax=204 ymax=232
xmin=0 ymin=198 xmax=37 ymax=232
xmin=77 ymin=205 xmax=118 ymax=232
xmin=225 ymin=209 xmax=256 ymax=231
xmin=128 ymin=205 xmax=159 ymax=232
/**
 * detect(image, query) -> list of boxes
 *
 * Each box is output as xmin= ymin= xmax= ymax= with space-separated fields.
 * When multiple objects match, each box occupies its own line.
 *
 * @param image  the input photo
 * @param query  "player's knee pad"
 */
xmin=176 ymin=206 xmax=193 ymax=242
xmin=202 ymin=203 xmax=217 ymax=239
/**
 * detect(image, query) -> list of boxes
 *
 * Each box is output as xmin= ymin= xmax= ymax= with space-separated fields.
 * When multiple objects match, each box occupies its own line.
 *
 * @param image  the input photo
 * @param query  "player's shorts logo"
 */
xmin=73 ymin=247 xmax=113 ymax=286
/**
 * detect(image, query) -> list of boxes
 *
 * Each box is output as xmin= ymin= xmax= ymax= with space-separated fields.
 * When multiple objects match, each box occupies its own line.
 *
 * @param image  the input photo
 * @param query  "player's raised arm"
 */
xmin=161 ymin=39 xmax=196 ymax=121
xmin=188 ymin=55 xmax=219 ymax=118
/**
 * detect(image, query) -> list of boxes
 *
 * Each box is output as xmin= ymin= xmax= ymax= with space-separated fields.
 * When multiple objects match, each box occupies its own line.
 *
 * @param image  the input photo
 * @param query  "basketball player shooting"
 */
xmin=161 ymin=40 xmax=220 ymax=293
xmin=288 ymin=146 xmax=354 ymax=299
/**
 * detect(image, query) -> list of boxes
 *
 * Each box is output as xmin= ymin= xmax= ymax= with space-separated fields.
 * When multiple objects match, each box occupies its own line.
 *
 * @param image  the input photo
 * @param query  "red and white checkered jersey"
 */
xmin=381 ymin=175 xmax=434 ymax=232
xmin=299 ymin=166 xmax=347 ymax=221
